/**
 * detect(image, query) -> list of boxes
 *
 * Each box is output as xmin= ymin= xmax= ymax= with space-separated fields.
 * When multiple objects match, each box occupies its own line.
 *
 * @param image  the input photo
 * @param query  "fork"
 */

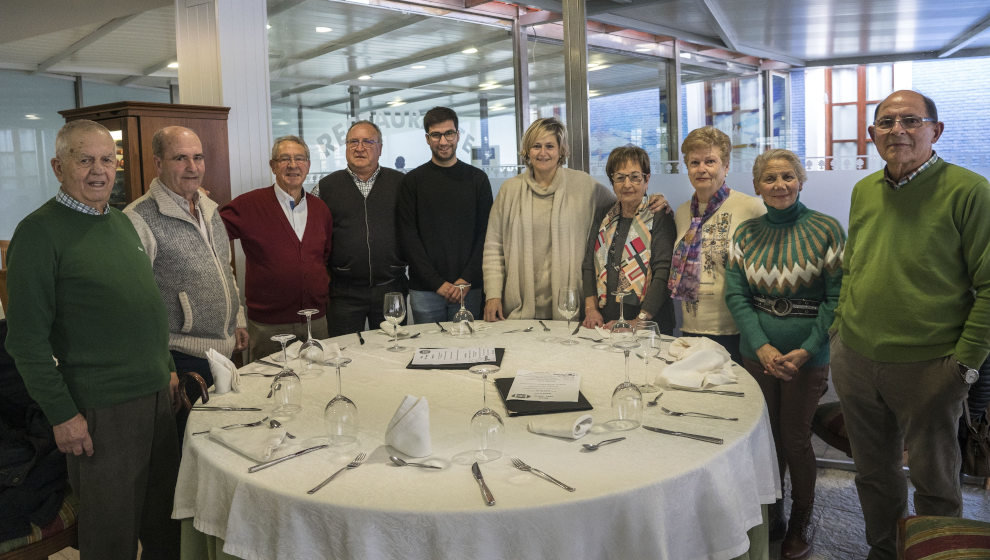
xmin=661 ymin=406 xmax=738 ymax=421
xmin=192 ymin=416 xmax=270 ymax=435
xmin=307 ymin=452 xmax=367 ymax=494
xmin=505 ymin=326 xmax=534 ymax=333
xmin=538 ymin=321 xmax=551 ymax=332
xmin=510 ymin=457 xmax=576 ymax=491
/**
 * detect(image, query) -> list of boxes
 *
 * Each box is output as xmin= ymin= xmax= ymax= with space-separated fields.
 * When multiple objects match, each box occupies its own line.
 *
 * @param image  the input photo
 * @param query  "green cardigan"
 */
xmin=835 ymin=159 xmax=990 ymax=367
xmin=725 ymin=200 xmax=846 ymax=366
xmin=5 ymin=200 xmax=173 ymax=425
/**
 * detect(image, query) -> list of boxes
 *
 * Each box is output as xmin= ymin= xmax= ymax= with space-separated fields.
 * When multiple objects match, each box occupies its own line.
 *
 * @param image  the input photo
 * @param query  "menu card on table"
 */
xmin=406 ymin=347 xmax=505 ymax=370
xmin=495 ymin=370 xmax=593 ymax=417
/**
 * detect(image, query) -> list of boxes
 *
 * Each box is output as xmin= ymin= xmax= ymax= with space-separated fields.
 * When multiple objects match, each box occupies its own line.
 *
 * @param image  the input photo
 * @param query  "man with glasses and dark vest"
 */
xmin=220 ymin=135 xmax=333 ymax=360
xmin=831 ymin=90 xmax=990 ymax=560
xmin=314 ymin=120 xmax=407 ymax=335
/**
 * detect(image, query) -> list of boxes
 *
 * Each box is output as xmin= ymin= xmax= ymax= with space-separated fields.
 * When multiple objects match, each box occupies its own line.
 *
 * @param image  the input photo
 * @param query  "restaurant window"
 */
xmin=825 ymin=64 xmax=893 ymax=169
xmin=703 ymin=76 xmax=763 ymax=170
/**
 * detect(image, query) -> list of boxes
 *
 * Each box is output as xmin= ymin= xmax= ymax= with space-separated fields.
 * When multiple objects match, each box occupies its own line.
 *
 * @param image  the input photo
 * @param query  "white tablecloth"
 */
xmin=174 ymin=321 xmax=780 ymax=560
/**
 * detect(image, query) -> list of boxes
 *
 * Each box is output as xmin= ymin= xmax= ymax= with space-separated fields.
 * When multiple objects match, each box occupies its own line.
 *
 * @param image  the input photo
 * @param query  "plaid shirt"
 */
xmin=56 ymin=189 xmax=109 ymax=215
xmin=884 ymin=151 xmax=940 ymax=190
xmin=311 ymin=166 xmax=381 ymax=198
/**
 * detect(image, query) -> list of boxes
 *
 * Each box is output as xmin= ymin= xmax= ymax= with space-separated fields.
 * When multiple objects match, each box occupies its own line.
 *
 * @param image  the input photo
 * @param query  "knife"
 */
xmin=669 ymin=387 xmax=744 ymax=397
xmin=471 ymin=462 xmax=496 ymax=506
xmin=255 ymin=358 xmax=283 ymax=368
xmin=466 ymin=322 xmax=475 ymax=334
xmin=191 ymin=406 xmax=262 ymax=411
xmin=436 ymin=321 xmax=448 ymax=333
xmin=538 ymin=320 xmax=550 ymax=332
xmin=357 ymin=332 xmax=365 ymax=345
xmin=571 ymin=323 xmax=581 ymax=335
xmin=247 ymin=444 xmax=329 ymax=473
xmin=642 ymin=425 xmax=723 ymax=444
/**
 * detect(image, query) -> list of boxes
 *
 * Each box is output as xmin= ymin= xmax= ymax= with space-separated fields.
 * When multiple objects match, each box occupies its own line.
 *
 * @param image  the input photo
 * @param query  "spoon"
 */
xmin=581 ymin=437 xmax=626 ymax=451
xmin=646 ymin=392 xmax=664 ymax=407
xmin=269 ymin=418 xmax=296 ymax=438
xmin=389 ymin=455 xmax=442 ymax=469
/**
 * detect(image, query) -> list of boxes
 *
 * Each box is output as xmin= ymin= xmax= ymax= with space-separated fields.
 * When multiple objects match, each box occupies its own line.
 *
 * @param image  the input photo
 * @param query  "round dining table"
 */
xmin=174 ymin=320 xmax=780 ymax=560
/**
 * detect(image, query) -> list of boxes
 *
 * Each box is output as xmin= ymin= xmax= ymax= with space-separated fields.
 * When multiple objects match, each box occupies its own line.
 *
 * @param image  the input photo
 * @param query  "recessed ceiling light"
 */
xmin=358 ymin=75 xmax=372 ymax=80
xmin=388 ymin=99 xmax=405 ymax=107
xmin=315 ymin=26 xmax=332 ymax=33
xmin=490 ymin=105 xmax=506 ymax=111
xmin=461 ymin=47 xmax=478 ymax=54
xmin=680 ymin=52 xmax=692 ymax=59
xmin=411 ymin=65 xmax=426 ymax=69
xmin=167 ymin=62 xmax=179 ymax=69
xmin=266 ymin=24 xmax=272 ymax=30
xmin=479 ymin=82 xmax=500 ymax=90
xmin=589 ymin=91 xmax=600 ymax=97
xmin=24 ymin=114 xmax=40 ymax=120
xmin=588 ymin=64 xmax=609 ymax=71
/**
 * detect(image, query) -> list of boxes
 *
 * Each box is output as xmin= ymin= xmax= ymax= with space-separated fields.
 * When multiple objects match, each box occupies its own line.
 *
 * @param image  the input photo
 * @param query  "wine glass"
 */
xmin=609 ymin=289 xmax=632 ymax=353
xmin=557 ymin=286 xmax=580 ymax=345
xmin=635 ymin=321 xmax=662 ymax=392
xmin=452 ymin=283 xmax=474 ymax=337
xmin=297 ymin=309 xmax=324 ymax=375
xmin=323 ymin=356 xmax=358 ymax=446
xmin=469 ymin=364 xmax=503 ymax=462
xmin=383 ymin=292 xmax=407 ymax=352
xmin=606 ymin=320 xmax=642 ymax=430
xmin=269 ymin=333 xmax=301 ymax=416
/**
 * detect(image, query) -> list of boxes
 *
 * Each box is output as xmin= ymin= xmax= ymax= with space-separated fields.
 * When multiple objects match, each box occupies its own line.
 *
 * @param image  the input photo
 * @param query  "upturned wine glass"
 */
xmin=606 ymin=320 xmax=642 ymax=430
xmin=323 ymin=356 xmax=358 ymax=446
xmin=297 ymin=309 xmax=324 ymax=375
xmin=383 ymin=292 xmax=407 ymax=352
xmin=452 ymin=283 xmax=474 ymax=337
xmin=469 ymin=364 xmax=503 ymax=462
xmin=269 ymin=334 xmax=302 ymax=416
xmin=557 ymin=286 xmax=580 ymax=345
xmin=635 ymin=320 xmax=662 ymax=392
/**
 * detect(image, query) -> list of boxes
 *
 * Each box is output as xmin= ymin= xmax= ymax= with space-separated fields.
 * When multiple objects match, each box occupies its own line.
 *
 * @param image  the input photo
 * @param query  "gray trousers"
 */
xmin=67 ymin=388 xmax=180 ymax=560
xmin=830 ymin=334 xmax=969 ymax=560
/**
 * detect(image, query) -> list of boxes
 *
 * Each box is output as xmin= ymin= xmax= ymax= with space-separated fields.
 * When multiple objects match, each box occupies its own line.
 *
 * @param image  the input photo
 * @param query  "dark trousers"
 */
xmin=68 ymin=388 xmax=180 ymax=560
xmin=744 ymin=358 xmax=829 ymax=512
xmin=327 ymin=277 xmax=408 ymax=337
xmin=681 ymin=331 xmax=742 ymax=364
xmin=171 ymin=350 xmax=211 ymax=445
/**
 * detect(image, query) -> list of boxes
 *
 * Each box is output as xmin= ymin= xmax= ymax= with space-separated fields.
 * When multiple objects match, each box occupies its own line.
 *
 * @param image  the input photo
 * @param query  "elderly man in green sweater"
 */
xmin=5 ymin=120 xmax=181 ymax=558
xmin=831 ymin=90 xmax=990 ymax=560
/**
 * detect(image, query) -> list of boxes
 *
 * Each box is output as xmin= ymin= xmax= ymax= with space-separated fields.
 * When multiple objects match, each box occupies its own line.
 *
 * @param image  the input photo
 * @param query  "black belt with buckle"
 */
xmin=752 ymin=294 xmax=820 ymax=318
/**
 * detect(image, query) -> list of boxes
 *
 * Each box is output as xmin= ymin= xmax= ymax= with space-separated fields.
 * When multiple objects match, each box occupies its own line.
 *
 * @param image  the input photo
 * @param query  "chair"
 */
xmin=0 ymin=240 xmax=8 ymax=270
xmin=898 ymin=515 xmax=990 ymax=559
xmin=0 ymin=270 xmax=7 ymax=315
xmin=0 ymin=495 xmax=78 ymax=560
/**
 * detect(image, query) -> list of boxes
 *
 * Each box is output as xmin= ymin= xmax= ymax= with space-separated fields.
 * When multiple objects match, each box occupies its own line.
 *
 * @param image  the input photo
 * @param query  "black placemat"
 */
xmin=405 ymin=347 xmax=505 ymax=370
xmin=493 ymin=377 xmax=593 ymax=416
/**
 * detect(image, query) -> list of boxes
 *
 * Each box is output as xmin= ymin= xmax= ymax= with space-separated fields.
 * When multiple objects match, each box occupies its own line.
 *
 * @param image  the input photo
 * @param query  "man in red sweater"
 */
xmin=221 ymin=136 xmax=333 ymax=360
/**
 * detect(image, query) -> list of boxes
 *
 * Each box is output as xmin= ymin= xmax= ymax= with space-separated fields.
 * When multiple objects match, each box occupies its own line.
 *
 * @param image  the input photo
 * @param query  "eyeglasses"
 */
xmin=873 ymin=116 xmax=936 ymax=130
xmin=275 ymin=155 xmax=309 ymax=165
xmin=611 ymin=172 xmax=647 ymax=185
xmin=346 ymin=138 xmax=379 ymax=149
xmin=427 ymin=130 xmax=458 ymax=141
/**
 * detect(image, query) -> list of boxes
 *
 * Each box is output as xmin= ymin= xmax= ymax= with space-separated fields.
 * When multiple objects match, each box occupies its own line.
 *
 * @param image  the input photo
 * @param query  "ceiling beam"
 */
xmin=36 ymin=14 xmax=139 ymax=73
xmin=270 ymin=15 xmax=427 ymax=73
xmin=118 ymin=57 xmax=174 ymax=86
xmin=268 ymin=0 xmax=309 ymax=18
xmin=584 ymin=0 xmax=672 ymax=17
xmin=938 ymin=11 xmax=990 ymax=58
xmin=694 ymin=0 xmax=738 ymax=52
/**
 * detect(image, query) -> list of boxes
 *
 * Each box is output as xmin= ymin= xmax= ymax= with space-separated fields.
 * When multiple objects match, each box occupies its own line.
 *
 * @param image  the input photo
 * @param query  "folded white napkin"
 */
xmin=666 ymin=336 xmax=731 ymax=361
xmin=385 ymin=395 xmax=431 ymax=457
xmin=658 ymin=349 xmax=738 ymax=389
xmin=527 ymin=414 xmax=593 ymax=439
xmin=206 ymin=348 xmax=239 ymax=394
xmin=209 ymin=426 xmax=286 ymax=462
xmin=594 ymin=326 xmax=611 ymax=340
xmin=380 ymin=321 xmax=400 ymax=335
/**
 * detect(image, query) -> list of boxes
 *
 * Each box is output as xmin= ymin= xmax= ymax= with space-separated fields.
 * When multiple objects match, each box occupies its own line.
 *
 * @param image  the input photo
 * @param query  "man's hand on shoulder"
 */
xmin=54 ymin=413 xmax=94 ymax=456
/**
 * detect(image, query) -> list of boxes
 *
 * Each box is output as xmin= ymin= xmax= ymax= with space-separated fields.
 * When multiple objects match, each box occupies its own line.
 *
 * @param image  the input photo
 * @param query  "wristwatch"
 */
xmin=958 ymin=361 xmax=980 ymax=384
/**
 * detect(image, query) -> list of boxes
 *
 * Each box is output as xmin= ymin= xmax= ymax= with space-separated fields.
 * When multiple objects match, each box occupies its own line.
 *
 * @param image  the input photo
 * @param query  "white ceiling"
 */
xmin=1 ymin=0 xmax=989 ymax=116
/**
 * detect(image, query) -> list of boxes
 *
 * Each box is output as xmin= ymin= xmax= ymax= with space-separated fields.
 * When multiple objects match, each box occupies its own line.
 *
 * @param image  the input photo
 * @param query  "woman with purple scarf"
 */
xmin=668 ymin=126 xmax=764 ymax=364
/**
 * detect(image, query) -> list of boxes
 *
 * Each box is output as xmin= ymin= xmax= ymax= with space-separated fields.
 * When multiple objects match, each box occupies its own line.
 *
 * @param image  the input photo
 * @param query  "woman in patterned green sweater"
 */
xmin=725 ymin=149 xmax=846 ymax=560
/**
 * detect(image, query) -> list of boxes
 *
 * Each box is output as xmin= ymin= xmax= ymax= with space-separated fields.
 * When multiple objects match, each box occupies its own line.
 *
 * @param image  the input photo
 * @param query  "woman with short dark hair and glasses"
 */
xmin=580 ymin=145 xmax=675 ymax=332
xmin=724 ymin=148 xmax=846 ymax=559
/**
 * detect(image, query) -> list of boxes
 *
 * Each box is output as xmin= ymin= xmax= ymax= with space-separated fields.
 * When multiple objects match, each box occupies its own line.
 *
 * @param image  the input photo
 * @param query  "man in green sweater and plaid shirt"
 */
xmin=831 ymin=90 xmax=990 ymax=560
xmin=5 ymin=120 xmax=181 ymax=559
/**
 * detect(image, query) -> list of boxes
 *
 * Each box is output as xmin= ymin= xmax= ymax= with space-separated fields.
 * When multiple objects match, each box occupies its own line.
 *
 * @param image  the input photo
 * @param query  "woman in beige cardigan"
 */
xmin=483 ymin=119 xmax=663 ymax=321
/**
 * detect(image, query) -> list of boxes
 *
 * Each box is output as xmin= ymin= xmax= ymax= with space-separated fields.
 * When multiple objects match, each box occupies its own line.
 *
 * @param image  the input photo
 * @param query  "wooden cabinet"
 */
xmin=59 ymin=102 xmax=232 ymax=208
